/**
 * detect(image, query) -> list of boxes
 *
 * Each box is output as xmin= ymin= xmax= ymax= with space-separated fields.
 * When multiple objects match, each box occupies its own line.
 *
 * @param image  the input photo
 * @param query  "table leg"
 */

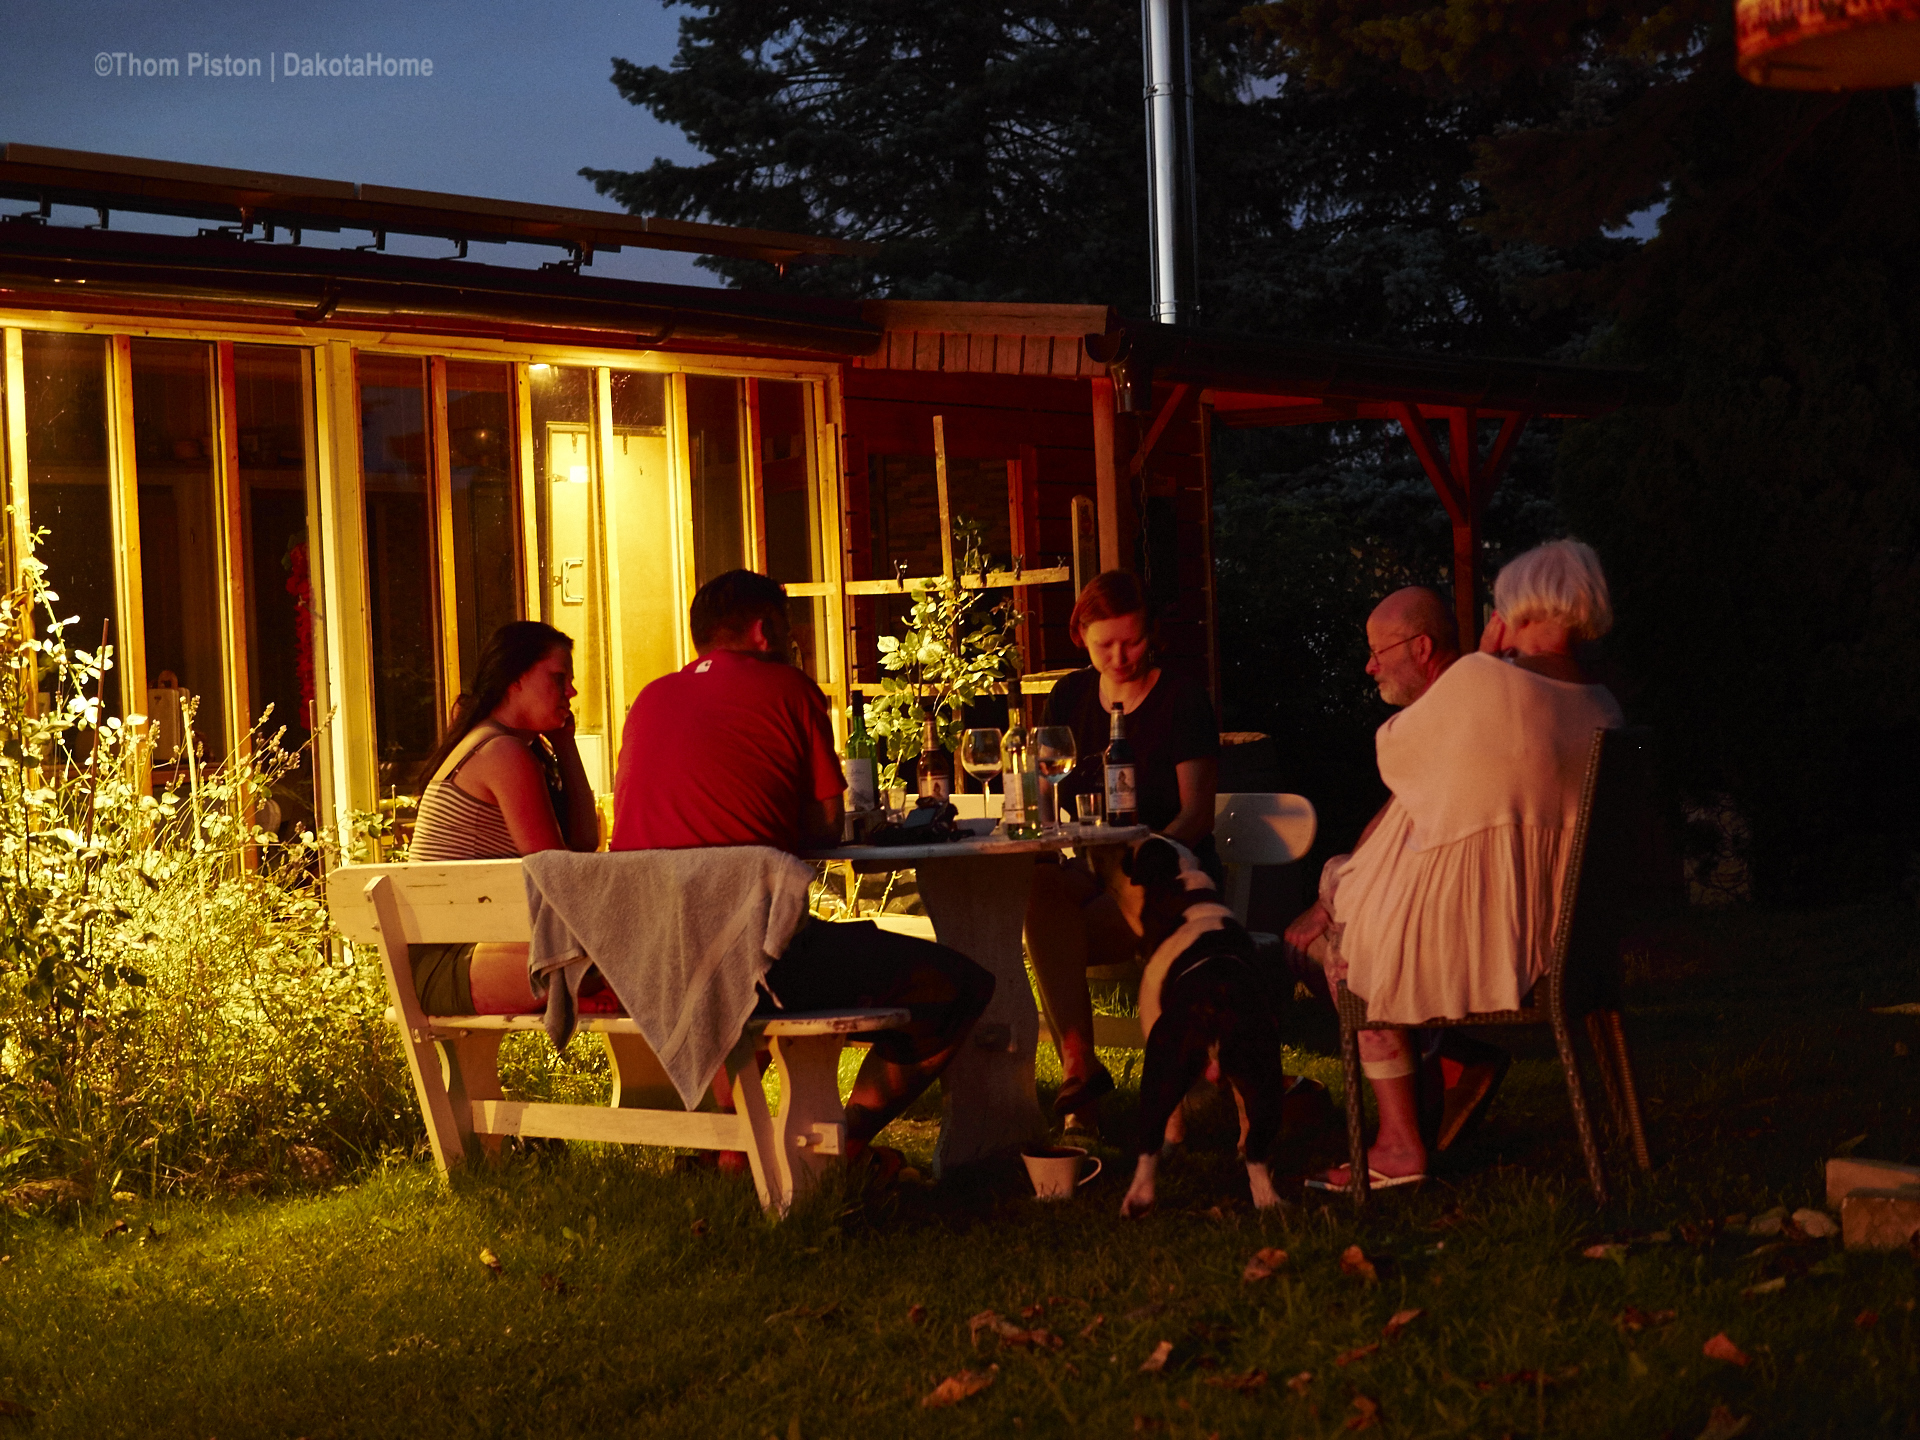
xmin=916 ymin=852 xmax=1049 ymax=1174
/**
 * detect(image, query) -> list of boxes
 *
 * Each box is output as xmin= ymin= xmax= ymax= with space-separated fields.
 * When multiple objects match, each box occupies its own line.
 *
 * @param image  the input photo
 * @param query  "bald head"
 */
xmin=1365 ymin=586 xmax=1461 ymax=707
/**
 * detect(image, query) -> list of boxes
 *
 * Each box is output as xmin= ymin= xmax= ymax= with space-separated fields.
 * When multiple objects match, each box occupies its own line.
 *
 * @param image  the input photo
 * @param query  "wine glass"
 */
xmin=960 ymin=728 xmax=1004 ymax=822
xmin=1033 ymin=725 xmax=1077 ymax=832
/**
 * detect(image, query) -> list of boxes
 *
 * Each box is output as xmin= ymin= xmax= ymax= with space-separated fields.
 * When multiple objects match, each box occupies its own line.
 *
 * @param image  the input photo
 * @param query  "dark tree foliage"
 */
xmin=1255 ymin=0 xmax=1920 ymax=899
xmin=589 ymin=3 xmax=1601 ymax=858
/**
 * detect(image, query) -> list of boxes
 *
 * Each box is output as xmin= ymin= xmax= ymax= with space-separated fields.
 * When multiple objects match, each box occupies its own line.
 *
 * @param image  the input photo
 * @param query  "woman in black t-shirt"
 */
xmin=1027 ymin=571 xmax=1219 ymax=1125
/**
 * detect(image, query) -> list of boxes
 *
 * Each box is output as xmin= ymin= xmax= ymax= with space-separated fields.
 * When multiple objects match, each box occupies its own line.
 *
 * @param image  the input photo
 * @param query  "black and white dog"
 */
xmin=1118 ymin=835 xmax=1290 ymax=1217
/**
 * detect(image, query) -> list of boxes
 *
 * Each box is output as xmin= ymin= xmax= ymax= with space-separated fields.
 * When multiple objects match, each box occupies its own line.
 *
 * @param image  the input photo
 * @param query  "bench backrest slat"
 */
xmin=328 ymin=860 xmax=533 ymax=944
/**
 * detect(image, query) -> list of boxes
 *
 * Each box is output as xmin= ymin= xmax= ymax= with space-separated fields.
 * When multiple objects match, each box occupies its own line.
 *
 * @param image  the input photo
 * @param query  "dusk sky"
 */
xmin=0 ymin=0 xmax=713 ymax=285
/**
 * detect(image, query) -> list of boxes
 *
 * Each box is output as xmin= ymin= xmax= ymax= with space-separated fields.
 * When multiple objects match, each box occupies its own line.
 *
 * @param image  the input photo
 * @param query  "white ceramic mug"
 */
xmin=1021 ymin=1145 xmax=1102 ymax=1200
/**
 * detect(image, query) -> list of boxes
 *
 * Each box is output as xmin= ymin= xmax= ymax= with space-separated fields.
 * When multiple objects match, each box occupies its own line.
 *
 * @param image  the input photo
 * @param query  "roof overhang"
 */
xmin=0 ymin=143 xmax=877 ymax=270
xmin=1085 ymin=316 xmax=1661 ymax=421
xmin=0 ymin=219 xmax=883 ymax=359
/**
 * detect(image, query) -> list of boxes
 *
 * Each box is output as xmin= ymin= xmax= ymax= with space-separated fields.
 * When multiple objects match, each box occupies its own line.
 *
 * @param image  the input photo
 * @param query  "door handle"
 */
xmin=559 ymin=558 xmax=586 ymax=606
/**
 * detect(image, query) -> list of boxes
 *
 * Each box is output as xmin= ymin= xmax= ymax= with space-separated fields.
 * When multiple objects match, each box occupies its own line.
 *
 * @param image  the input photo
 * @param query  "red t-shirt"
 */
xmin=610 ymin=649 xmax=846 ymax=853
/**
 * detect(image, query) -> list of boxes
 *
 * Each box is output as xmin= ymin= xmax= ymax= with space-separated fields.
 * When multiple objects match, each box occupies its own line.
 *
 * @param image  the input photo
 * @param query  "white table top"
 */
xmin=798 ymin=823 xmax=1149 ymax=865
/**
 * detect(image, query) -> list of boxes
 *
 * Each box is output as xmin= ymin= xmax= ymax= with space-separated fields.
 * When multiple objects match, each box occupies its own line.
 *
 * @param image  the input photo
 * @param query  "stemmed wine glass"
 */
xmin=960 ymin=728 xmax=1004 ymax=823
xmin=1033 ymin=726 xmax=1077 ymax=832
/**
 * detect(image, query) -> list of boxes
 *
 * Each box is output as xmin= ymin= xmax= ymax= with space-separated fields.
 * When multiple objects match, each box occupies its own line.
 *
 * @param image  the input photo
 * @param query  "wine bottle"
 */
xmin=915 ymin=713 xmax=952 ymax=802
xmin=844 ymin=703 xmax=878 ymax=811
xmin=1103 ymin=701 xmax=1137 ymax=826
xmin=1001 ymin=704 xmax=1040 ymax=838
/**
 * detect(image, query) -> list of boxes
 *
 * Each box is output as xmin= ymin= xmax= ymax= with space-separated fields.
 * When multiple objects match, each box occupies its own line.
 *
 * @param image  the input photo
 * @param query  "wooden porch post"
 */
xmin=1091 ymin=377 xmax=1129 ymax=573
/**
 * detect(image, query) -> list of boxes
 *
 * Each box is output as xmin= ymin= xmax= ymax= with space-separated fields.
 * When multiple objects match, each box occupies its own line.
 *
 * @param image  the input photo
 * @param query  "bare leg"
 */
xmin=1024 ymin=861 xmax=1102 ymax=1082
xmin=467 ymin=942 xmax=543 ymax=1014
xmin=1320 ymin=1027 xmax=1427 ymax=1183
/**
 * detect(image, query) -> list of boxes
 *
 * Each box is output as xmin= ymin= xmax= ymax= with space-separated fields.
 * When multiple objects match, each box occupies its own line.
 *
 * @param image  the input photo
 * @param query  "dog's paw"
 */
xmin=1121 ymin=1153 xmax=1158 ymax=1217
xmin=1246 ymin=1161 xmax=1285 ymax=1211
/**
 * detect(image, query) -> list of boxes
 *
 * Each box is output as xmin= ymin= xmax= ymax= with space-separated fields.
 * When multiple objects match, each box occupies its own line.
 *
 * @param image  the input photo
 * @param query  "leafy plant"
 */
xmin=861 ymin=519 xmax=1021 ymax=793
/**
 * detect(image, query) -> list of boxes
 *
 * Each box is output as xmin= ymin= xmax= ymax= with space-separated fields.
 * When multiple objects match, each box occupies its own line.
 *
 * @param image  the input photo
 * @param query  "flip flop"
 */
xmin=1304 ymin=1166 xmax=1426 ymax=1192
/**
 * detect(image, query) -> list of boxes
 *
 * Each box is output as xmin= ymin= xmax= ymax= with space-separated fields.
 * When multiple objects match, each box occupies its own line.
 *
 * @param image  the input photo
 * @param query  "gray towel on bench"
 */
xmin=521 ymin=847 xmax=815 ymax=1109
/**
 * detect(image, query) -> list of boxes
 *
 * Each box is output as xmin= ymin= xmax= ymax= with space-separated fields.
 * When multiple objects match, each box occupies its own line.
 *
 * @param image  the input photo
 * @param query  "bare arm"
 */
xmin=460 ymin=738 xmax=568 ymax=855
xmin=547 ymin=729 xmax=600 ymax=851
xmin=1284 ymin=796 xmax=1393 ymax=947
xmin=1161 ymin=756 xmax=1217 ymax=847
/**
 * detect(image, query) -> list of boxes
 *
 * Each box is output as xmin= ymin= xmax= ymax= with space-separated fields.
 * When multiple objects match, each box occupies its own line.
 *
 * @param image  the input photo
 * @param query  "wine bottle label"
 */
xmin=844 ymin=756 xmax=877 ymax=811
xmin=1105 ymin=762 xmax=1137 ymax=815
xmin=918 ymin=771 xmax=950 ymax=802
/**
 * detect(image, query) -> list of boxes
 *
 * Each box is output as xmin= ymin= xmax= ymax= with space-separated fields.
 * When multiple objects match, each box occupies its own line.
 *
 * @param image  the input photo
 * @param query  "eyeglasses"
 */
xmin=1367 ymin=635 xmax=1418 ymax=664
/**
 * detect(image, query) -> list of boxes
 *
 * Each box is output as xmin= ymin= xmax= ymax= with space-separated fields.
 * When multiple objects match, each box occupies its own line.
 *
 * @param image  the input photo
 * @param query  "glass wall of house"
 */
xmin=357 ymin=354 xmax=439 ymax=796
xmin=530 ymin=363 xmax=610 ymax=790
xmin=604 ymin=369 xmax=679 ymax=714
xmin=444 ymin=361 xmax=522 ymax=694
xmin=757 ymin=379 xmax=828 ymax=682
xmin=233 ymin=344 xmax=316 ymax=837
xmin=130 ymin=338 xmax=229 ymax=767
xmin=685 ymin=374 xmax=751 ymax=589
xmin=19 ymin=332 xmax=120 ymax=729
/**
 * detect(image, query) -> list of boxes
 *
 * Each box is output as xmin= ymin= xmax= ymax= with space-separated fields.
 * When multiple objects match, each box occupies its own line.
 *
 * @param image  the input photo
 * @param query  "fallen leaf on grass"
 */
xmin=1021 ymin=1302 xmax=1046 ymax=1319
xmin=1340 ymin=1245 xmax=1377 ymax=1284
xmin=1746 ymin=1207 xmax=1786 ymax=1238
xmin=1383 ymin=1308 xmax=1422 ymax=1340
xmin=100 ymin=1218 xmax=128 ymax=1240
xmin=1615 ymin=1306 xmax=1677 ymax=1333
xmin=967 ymin=1309 xmax=1060 ymax=1350
xmin=1855 ymin=1309 xmax=1878 ymax=1329
xmin=691 ymin=1218 xmax=709 ymax=1238
xmin=907 ymin=1304 xmax=927 ymax=1325
xmin=1079 ymin=1315 xmax=1106 ymax=1341
xmin=1203 ymin=1369 xmax=1266 ymax=1394
xmin=1344 ymin=1395 xmax=1380 ymax=1431
xmin=920 ymin=1367 xmax=996 ymax=1408
xmin=1741 ymin=1277 xmax=1786 ymax=1298
xmin=1242 ymin=1247 xmax=1289 ymax=1281
xmin=1703 ymin=1333 xmax=1749 ymax=1367
xmin=1791 ymin=1208 xmax=1838 ymax=1240
xmin=538 ymin=1273 xmax=569 ymax=1296
xmin=1139 ymin=1340 xmax=1174 ymax=1374
xmin=478 ymin=1247 xmax=502 ymax=1277
xmin=1334 ymin=1342 xmax=1380 ymax=1366
xmin=1581 ymin=1242 xmax=1628 ymax=1261
xmin=1285 ymin=1371 xmax=1314 ymax=1395
xmin=1698 ymin=1403 xmax=1752 ymax=1440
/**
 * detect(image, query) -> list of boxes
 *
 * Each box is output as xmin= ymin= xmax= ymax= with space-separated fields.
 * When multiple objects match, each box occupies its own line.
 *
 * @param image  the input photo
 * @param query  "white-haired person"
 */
xmin=1306 ymin=539 xmax=1625 ymax=1191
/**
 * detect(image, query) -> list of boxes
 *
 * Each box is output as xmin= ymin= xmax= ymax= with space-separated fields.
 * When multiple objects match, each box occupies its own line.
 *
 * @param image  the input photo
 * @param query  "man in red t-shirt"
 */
xmin=612 ymin=570 xmax=993 ymax=1173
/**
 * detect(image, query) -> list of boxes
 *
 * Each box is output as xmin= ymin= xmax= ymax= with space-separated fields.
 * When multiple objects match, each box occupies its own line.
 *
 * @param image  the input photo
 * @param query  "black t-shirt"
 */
xmin=1044 ymin=665 xmax=1220 ymax=832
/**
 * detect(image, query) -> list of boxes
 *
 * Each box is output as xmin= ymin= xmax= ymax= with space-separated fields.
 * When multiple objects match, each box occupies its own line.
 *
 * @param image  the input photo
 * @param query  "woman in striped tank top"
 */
xmin=407 ymin=621 xmax=600 ymax=1014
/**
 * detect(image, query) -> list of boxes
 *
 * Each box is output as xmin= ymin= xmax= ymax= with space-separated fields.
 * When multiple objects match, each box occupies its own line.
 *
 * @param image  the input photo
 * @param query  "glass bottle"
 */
xmin=1103 ymin=701 xmax=1137 ymax=827
xmin=915 ymin=712 xmax=952 ymax=803
xmin=844 ymin=703 xmax=878 ymax=811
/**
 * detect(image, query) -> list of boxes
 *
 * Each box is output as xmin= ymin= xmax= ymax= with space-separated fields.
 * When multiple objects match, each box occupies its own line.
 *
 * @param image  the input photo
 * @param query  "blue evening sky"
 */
xmin=0 ymin=0 xmax=712 ymax=285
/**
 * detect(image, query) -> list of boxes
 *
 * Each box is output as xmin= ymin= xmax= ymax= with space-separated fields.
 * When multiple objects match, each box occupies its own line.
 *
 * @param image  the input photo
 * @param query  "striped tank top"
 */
xmin=410 ymin=728 xmax=524 ymax=862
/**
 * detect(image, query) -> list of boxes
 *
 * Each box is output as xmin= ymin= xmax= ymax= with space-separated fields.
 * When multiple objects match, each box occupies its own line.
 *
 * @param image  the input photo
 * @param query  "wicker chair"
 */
xmin=1334 ymin=726 xmax=1657 ymax=1203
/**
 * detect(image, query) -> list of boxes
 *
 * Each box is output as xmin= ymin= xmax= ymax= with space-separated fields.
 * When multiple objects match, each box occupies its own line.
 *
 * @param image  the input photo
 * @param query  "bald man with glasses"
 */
xmin=1287 ymin=585 xmax=1509 ymax=1158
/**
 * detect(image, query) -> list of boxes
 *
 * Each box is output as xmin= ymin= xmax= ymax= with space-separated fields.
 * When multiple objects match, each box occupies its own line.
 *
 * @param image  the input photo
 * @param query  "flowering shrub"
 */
xmin=0 ymin=553 xmax=415 ymax=1204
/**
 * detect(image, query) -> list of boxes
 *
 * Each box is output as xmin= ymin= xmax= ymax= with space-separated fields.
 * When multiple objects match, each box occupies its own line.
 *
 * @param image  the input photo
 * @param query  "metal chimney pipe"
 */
xmin=1142 ymin=0 xmax=1199 ymax=327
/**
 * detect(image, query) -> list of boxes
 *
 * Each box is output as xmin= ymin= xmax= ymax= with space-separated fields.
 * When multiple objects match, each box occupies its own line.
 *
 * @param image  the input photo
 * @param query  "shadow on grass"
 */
xmin=2 ymin=903 xmax=1917 ymax=1437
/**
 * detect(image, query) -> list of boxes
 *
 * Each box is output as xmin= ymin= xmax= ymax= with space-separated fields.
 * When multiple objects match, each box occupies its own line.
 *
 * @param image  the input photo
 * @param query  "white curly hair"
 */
xmin=1492 ymin=539 xmax=1614 ymax=642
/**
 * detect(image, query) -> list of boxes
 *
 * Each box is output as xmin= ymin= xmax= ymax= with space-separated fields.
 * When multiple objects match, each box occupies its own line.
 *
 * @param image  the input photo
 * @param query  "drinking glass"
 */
xmin=961 ymin=728 xmax=1004 ymax=821
xmin=1033 ymin=725 xmax=1077 ymax=832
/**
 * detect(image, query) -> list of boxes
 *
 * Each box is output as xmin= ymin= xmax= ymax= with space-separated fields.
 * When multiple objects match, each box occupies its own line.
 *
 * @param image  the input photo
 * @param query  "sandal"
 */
xmin=1304 ymin=1165 xmax=1425 ymax=1193
xmin=1052 ymin=1062 xmax=1115 ymax=1124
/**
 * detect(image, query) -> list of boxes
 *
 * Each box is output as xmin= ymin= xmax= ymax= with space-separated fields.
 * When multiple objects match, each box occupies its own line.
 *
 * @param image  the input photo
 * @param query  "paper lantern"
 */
xmin=1737 ymin=0 xmax=1920 ymax=89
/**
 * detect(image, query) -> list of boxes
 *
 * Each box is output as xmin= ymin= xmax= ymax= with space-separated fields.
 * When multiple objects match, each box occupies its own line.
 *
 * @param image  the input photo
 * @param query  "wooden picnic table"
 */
xmin=797 ymin=823 xmax=1150 ymax=1174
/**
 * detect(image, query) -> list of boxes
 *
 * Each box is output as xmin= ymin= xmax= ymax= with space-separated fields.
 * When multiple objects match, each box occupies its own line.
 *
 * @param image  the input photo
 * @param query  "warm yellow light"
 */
xmin=567 ymin=464 xmax=589 ymax=485
xmin=531 ymin=362 xmax=552 ymax=373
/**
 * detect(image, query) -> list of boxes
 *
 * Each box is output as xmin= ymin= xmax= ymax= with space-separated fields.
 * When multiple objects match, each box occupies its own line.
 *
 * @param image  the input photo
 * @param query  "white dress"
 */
xmin=1331 ymin=653 xmax=1624 ymax=1025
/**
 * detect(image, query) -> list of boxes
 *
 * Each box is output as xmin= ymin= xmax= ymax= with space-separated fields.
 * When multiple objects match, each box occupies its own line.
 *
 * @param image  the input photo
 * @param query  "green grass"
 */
xmin=3 ymin=903 xmax=1918 ymax=1438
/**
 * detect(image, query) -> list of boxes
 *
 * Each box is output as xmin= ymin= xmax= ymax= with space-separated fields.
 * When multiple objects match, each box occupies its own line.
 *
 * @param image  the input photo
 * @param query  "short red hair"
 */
xmin=1068 ymin=569 xmax=1149 ymax=647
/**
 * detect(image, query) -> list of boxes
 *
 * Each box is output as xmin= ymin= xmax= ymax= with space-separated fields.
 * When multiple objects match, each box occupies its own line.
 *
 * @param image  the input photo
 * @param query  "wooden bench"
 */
xmin=328 ymin=860 xmax=907 ymax=1215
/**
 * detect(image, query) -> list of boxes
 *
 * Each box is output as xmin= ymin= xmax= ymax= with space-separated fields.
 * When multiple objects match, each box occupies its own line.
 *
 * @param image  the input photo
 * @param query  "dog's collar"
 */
xmin=1138 ymin=904 xmax=1236 ymax=1040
